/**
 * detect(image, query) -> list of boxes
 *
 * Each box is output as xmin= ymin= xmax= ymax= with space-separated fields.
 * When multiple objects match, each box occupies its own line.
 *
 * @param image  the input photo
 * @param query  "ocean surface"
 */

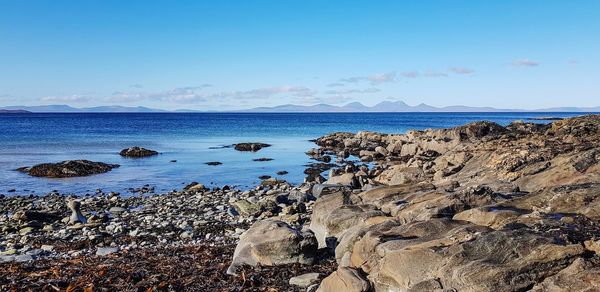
xmin=0 ymin=112 xmax=591 ymax=195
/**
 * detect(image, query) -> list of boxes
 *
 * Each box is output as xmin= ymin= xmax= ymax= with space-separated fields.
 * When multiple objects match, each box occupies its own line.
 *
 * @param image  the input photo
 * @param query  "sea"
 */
xmin=0 ymin=112 xmax=592 ymax=195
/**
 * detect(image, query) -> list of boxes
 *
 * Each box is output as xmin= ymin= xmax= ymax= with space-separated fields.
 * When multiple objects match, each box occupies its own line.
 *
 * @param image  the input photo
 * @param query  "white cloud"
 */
xmin=109 ymin=85 xmax=317 ymax=104
xmin=399 ymin=71 xmax=419 ymax=78
xmin=340 ymin=71 xmax=397 ymax=84
xmin=325 ymin=88 xmax=380 ymax=95
xmin=41 ymin=94 xmax=91 ymax=103
xmin=326 ymin=82 xmax=345 ymax=87
xmin=512 ymin=59 xmax=540 ymax=67
xmin=448 ymin=67 xmax=474 ymax=75
xmin=424 ymin=71 xmax=448 ymax=78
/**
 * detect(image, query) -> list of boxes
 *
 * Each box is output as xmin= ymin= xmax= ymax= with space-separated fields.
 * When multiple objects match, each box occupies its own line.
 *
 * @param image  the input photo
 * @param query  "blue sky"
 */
xmin=0 ymin=0 xmax=598 ymax=110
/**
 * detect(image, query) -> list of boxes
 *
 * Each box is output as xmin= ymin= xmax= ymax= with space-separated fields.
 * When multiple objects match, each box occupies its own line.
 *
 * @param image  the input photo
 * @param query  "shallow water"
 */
xmin=0 ymin=112 xmax=590 ymax=195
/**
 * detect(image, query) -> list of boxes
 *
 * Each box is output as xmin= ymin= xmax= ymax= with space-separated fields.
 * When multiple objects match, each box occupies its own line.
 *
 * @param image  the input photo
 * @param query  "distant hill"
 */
xmin=1 ymin=102 xmax=599 ymax=113
xmin=0 ymin=109 xmax=31 ymax=113
xmin=241 ymin=101 xmax=509 ymax=112
xmin=242 ymin=101 xmax=600 ymax=112
xmin=0 ymin=105 xmax=165 ymax=113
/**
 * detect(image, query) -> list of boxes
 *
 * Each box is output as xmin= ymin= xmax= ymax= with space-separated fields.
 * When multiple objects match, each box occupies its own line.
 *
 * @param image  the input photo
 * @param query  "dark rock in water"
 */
xmin=17 ymin=160 xmax=119 ymax=178
xmin=276 ymin=171 xmax=289 ymax=175
xmin=119 ymin=146 xmax=158 ymax=158
xmin=7 ymin=189 xmax=16 ymax=192
xmin=170 ymin=160 xmax=177 ymax=163
xmin=205 ymin=161 xmax=223 ymax=166
xmin=234 ymin=143 xmax=271 ymax=152
xmin=259 ymin=175 xmax=272 ymax=180
xmin=253 ymin=158 xmax=274 ymax=162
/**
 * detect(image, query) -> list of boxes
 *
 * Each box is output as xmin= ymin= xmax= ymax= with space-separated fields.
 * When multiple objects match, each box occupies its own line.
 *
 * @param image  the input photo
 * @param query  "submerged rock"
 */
xmin=17 ymin=160 xmax=119 ymax=178
xmin=119 ymin=146 xmax=158 ymax=157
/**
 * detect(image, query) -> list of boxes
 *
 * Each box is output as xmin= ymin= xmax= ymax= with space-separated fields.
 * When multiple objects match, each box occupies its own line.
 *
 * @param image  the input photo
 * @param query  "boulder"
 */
xmin=317 ymin=267 xmax=371 ymax=292
xmin=531 ymin=258 xmax=600 ymax=291
xmin=234 ymin=142 xmax=271 ymax=152
xmin=119 ymin=146 xmax=158 ymax=157
xmin=18 ymin=160 xmax=119 ymax=178
xmin=289 ymin=272 xmax=321 ymax=288
xmin=227 ymin=220 xmax=317 ymax=275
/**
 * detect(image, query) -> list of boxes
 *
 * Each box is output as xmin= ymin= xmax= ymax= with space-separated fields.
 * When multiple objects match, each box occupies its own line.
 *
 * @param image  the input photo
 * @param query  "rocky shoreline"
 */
xmin=2 ymin=115 xmax=600 ymax=291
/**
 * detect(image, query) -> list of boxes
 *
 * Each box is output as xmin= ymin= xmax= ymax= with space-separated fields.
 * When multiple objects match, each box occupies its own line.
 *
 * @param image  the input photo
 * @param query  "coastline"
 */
xmin=1 ymin=114 xmax=600 ymax=290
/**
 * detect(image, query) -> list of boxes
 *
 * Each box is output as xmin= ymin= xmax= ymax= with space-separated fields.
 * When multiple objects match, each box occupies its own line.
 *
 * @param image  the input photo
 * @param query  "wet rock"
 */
xmin=253 ymin=158 xmax=274 ymax=162
xmin=276 ymin=171 xmax=289 ymax=175
xmin=234 ymin=143 xmax=271 ymax=152
xmin=119 ymin=146 xmax=158 ymax=158
xmin=205 ymin=161 xmax=223 ymax=166
xmin=18 ymin=160 xmax=119 ymax=178
xmin=227 ymin=219 xmax=317 ymax=275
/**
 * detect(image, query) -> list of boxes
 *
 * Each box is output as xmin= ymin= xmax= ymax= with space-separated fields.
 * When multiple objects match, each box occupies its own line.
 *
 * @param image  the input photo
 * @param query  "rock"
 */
xmin=96 ymin=247 xmax=119 ymax=256
xmin=205 ymin=161 xmax=223 ymax=166
xmin=317 ymin=267 xmax=371 ymax=292
xmin=289 ymin=272 xmax=321 ymax=287
xmin=259 ymin=175 xmax=272 ymax=180
xmin=12 ymin=210 xmax=60 ymax=223
xmin=234 ymin=142 xmax=271 ymax=152
xmin=375 ymin=146 xmax=389 ymax=156
xmin=18 ymin=160 xmax=119 ymax=178
xmin=531 ymin=258 xmax=600 ymax=291
xmin=14 ymin=254 xmax=34 ymax=262
xmin=119 ymin=146 xmax=158 ymax=157
xmin=40 ymin=245 xmax=54 ymax=252
xmin=276 ymin=170 xmax=289 ymax=175
xmin=68 ymin=200 xmax=87 ymax=224
xmin=109 ymin=206 xmax=127 ymax=213
xmin=184 ymin=182 xmax=206 ymax=192
xmin=227 ymin=220 xmax=317 ymax=275
xmin=253 ymin=158 xmax=274 ymax=162
xmin=312 ymin=184 xmax=348 ymax=198
xmin=325 ymin=173 xmax=357 ymax=187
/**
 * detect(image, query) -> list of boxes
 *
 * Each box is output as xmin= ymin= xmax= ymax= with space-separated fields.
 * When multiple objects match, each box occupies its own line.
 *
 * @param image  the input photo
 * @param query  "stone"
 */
xmin=96 ymin=247 xmax=119 ymax=256
xmin=205 ymin=161 xmax=223 ymax=166
xmin=289 ymin=272 xmax=320 ymax=287
xmin=119 ymin=146 xmax=159 ymax=158
xmin=68 ymin=200 xmax=87 ymax=224
xmin=531 ymin=258 xmax=600 ymax=291
xmin=227 ymin=220 xmax=317 ymax=275
xmin=234 ymin=142 xmax=271 ymax=152
xmin=317 ymin=267 xmax=371 ymax=292
xmin=109 ymin=206 xmax=127 ymax=213
xmin=18 ymin=160 xmax=119 ymax=178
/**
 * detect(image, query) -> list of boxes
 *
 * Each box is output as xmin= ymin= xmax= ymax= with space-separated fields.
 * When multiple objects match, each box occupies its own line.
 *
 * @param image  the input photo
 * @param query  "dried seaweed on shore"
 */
xmin=0 ymin=244 xmax=336 ymax=292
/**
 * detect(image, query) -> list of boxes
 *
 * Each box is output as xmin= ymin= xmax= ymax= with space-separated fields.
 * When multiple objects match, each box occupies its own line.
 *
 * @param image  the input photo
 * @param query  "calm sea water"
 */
xmin=0 ymin=112 xmax=590 ymax=195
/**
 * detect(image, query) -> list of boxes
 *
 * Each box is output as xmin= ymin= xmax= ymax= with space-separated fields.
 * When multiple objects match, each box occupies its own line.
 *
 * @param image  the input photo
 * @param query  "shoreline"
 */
xmin=2 ymin=114 xmax=600 ymax=290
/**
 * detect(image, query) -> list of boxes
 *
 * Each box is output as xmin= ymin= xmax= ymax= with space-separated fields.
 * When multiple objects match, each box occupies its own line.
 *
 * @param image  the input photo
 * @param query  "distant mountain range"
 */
xmin=0 ymin=109 xmax=31 ymax=113
xmin=0 ymin=105 xmax=166 ymax=113
xmin=1 ymin=102 xmax=599 ymax=113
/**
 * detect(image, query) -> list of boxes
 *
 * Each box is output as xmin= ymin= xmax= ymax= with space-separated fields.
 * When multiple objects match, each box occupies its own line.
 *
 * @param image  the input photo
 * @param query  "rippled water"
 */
xmin=0 ymin=112 xmax=589 ymax=195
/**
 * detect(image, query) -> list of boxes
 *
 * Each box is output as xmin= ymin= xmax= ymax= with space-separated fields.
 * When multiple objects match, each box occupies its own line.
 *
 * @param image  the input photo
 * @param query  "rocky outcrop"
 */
xmin=234 ymin=142 xmax=271 ymax=152
xmin=303 ymin=115 xmax=600 ymax=291
xmin=227 ymin=220 xmax=317 ymax=275
xmin=17 ymin=160 xmax=119 ymax=178
xmin=119 ymin=146 xmax=158 ymax=157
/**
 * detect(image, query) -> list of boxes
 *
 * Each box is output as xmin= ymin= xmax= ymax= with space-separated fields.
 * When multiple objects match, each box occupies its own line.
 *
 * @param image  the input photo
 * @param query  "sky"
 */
xmin=0 ymin=0 xmax=599 ymax=110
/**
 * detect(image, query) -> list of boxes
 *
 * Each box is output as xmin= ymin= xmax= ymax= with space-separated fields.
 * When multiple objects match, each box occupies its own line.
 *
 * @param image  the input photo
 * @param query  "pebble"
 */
xmin=96 ymin=247 xmax=120 ymax=256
